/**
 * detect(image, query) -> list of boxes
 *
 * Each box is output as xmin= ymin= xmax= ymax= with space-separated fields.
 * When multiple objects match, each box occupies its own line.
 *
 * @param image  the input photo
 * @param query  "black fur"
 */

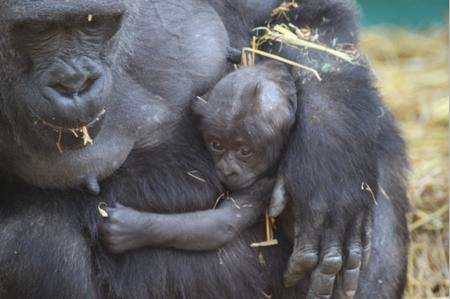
xmin=0 ymin=0 xmax=409 ymax=298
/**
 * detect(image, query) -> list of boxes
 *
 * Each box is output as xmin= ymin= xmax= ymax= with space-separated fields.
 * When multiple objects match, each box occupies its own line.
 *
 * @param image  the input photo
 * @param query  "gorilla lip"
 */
xmin=40 ymin=108 xmax=106 ymax=133
xmin=39 ymin=108 xmax=106 ymax=151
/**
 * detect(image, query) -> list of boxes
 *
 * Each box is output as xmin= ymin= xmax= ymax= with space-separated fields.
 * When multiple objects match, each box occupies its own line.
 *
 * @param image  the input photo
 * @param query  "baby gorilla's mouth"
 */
xmin=38 ymin=108 xmax=106 ymax=152
xmin=223 ymin=175 xmax=257 ymax=191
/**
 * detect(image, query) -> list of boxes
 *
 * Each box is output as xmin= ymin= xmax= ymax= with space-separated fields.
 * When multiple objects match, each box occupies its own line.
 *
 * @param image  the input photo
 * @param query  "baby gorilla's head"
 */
xmin=192 ymin=61 xmax=297 ymax=190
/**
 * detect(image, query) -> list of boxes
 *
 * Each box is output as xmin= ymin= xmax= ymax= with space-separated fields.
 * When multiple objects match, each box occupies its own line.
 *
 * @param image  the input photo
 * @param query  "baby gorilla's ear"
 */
xmin=260 ymin=60 xmax=298 ymax=125
xmin=260 ymin=61 xmax=297 ymax=104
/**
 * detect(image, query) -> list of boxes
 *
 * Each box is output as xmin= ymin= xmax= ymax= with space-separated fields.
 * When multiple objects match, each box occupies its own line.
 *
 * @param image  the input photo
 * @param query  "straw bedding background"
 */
xmin=361 ymin=27 xmax=448 ymax=298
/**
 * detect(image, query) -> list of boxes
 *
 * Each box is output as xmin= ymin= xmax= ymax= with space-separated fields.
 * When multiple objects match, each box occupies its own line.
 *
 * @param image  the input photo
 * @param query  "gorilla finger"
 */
xmin=342 ymin=245 xmax=362 ymax=297
xmin=98 ymin=222 xmax=112 ymax=234
xmin=308 ymin=253 xmax=342 ymax=298
xmin=284 ymin=250 xmax=320 ymax=287
xmin=362 ymin=213 xmax=373 ymax=268
xmin=269 ymin=176 xmax=287 ymax=217
xmin=104 ymin=207 xmax=120 ymax=222
xmin=308 ymin=233 xmax=343 ymax=298
xmin=284 ymin=214 xmax=324 ymax=287
xmin=268 ymin=193 xmax=287 ymax=218
xmin=341 ymin=215 xmax=364 ymax=298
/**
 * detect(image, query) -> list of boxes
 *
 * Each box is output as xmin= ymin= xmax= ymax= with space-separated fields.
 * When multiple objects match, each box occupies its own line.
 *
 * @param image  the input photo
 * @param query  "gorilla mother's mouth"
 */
xmin=39 ymin=108 xmax=106 ymax=151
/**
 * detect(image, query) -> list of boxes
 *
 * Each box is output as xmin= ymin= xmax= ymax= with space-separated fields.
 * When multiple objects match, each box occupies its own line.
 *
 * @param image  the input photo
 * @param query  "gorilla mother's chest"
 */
xmin=126 ymin=0 xmax=230 ymax=103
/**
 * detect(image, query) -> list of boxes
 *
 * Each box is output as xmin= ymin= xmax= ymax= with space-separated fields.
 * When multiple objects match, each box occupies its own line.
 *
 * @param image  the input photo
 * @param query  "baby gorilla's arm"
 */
xmin=100 ymin=179 xmax=274 ymax=253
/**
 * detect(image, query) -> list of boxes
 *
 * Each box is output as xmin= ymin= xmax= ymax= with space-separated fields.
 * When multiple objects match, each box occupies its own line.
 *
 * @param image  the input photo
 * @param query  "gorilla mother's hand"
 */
xmin=275 ymin=68 xmax=379 ymax=298
xmin=283 ymin=207 xmax=372 ymax=298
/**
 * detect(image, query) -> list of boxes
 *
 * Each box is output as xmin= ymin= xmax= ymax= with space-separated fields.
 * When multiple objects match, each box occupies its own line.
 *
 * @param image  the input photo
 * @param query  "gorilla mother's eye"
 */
xmin=81 ymin=15 xmax=122 ymax=36
xmin=16 ymin=21 xmax=53 ymax=35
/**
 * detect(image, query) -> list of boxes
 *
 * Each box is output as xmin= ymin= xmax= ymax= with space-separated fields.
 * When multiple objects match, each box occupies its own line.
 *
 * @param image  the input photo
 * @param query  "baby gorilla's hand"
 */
xmin=99 ymin=203 xmax=153 ymax=254
xmin=268 ymin=176 xmax=288 ymax=217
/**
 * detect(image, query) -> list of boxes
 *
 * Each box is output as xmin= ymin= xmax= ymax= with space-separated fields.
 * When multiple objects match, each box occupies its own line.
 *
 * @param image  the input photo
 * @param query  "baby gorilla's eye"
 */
xmin=209 ymin=140 xmax=224 ymax=152
xmin=239 ymin=146 xmax=253 ymax=158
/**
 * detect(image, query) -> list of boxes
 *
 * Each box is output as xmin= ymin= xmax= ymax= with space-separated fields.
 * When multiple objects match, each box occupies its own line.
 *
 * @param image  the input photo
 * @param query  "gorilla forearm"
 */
xmin=279 ymin=68 xmax=380 ymax=297
xmin=261 ymin=1 xmax=383 ymax=296
xmin=284 ymin=67 xmax=380 ymax=214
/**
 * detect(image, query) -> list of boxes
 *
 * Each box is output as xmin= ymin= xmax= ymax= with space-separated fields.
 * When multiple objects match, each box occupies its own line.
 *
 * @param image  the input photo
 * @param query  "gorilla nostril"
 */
xmin=51 ymin=82 xmax=75 ymax=97
xmin=51 ymin=76 xmax=98 ymax=97
xmin=79 ymin=77 xmax=97 ymax=95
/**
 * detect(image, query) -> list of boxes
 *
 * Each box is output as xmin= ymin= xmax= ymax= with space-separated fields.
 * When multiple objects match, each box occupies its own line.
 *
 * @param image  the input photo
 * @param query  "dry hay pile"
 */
xmin=361 ymin=27 xmax=449 ymax=298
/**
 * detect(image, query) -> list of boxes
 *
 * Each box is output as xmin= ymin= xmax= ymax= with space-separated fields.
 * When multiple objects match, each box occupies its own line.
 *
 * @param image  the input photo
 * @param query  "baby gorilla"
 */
xmin=100 ymin=61 xmax=296 ymax=252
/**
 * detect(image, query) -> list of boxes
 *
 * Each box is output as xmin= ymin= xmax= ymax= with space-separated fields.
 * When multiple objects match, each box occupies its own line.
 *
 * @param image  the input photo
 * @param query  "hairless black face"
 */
xmin=10 ymin=14 xmax=122 ymax=130
xmin=193 ymin=61 xmax=297 ymax=190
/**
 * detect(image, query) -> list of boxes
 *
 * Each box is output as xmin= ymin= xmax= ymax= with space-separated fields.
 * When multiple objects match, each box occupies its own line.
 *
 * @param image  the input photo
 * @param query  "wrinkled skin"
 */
xmin=0 ymin=0 xmax=409 ymax=298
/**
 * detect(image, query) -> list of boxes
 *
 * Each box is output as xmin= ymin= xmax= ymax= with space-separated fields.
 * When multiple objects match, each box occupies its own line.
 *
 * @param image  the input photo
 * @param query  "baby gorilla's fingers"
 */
xmin=269 ymin=177 xmax=287 ymax=217
xmin=103 ymin=207 xmax=119 ymax=223
xmin=307 ymin=230 xmax=343 ymax=299
xmin=106 ymin=242 xmax=128 ymax=254
xmin=341 ymin=215 xmax=364 ymax=298
xmin=98 ymin=222 xmax=116 ymax=245
xmin=105 ymin=204 xmax=137 ymax=225
xmin=283 ymin=222 xmax=321 ymax=287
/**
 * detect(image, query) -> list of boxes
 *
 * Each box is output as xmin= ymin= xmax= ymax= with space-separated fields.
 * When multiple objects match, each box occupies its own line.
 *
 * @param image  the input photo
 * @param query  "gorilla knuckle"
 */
xmin=320 ymin=253 xmax=343 ymax=274
xmin=347 ymin=247 xmax=363 ymax=269
xmin=294 ymin=251 xmax=320 ymax=269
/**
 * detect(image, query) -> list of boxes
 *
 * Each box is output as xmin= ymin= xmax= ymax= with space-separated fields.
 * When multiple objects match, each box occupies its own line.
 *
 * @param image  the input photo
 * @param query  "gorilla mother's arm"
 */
xmin=99 ymin=181 xmax=272 ymax=253
xmin=280 ymin=66 xmax=378 ymax=296
xmin=255 ymin=1 xmax=378 ymax=297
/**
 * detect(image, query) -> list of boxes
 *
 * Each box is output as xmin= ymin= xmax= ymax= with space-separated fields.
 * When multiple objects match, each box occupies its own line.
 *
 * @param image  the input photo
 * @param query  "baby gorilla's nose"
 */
xmin=217 ymin=161 xmax=238 ymax=178
xmin=221 ymin=167 xmax=237 ymax=178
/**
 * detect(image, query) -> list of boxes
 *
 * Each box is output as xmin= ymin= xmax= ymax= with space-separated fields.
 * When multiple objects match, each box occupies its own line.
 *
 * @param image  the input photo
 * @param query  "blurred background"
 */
xmin=357 ymin=1 xmax=448 ymax=297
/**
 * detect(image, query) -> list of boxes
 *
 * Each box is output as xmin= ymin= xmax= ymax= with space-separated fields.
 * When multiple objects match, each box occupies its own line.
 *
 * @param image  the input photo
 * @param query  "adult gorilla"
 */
xmin=0 ymin=0 xmax=408 ymax=298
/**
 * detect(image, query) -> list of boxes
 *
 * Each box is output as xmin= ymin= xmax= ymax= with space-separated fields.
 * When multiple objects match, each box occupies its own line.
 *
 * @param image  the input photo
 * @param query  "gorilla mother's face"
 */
xmin=10 ymin=13 xmax=122 ymax=131
xmin=0 ymin=2 xmax=142 ymax=191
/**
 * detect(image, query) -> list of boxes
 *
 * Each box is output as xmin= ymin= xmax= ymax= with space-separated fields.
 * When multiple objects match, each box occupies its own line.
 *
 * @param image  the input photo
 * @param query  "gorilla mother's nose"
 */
xmin=48 ymin=57 xmax=102 ymax=97
xmin=41 ymin=56 xmax=109 ymax=128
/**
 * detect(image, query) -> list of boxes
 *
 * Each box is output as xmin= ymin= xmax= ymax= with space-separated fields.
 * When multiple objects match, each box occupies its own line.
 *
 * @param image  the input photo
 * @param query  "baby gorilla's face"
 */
xmin=204 ymin=134 xmax=270 ymax=190
xmin=192 ymin=61 xmax=297 ymax=191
